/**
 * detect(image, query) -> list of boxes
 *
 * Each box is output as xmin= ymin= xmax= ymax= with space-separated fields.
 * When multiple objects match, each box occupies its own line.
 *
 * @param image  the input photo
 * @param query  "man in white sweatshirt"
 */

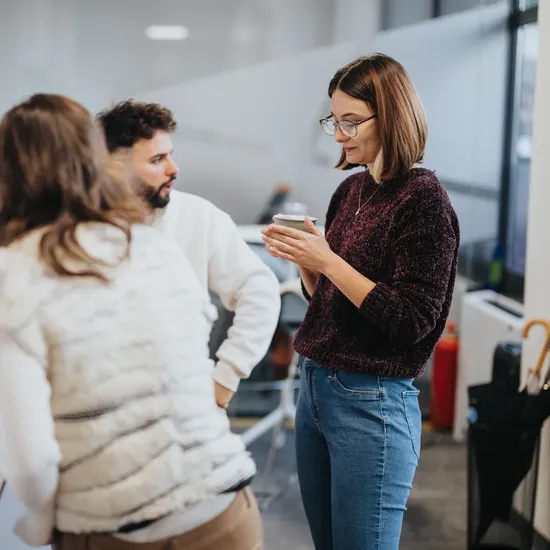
xmin=98 ymin=100 xmax=281 ymax=408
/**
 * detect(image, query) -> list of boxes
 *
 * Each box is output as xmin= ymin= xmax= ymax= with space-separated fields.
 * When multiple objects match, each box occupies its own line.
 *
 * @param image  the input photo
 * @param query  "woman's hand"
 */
xmin=261 ymin=217 xmax=336 ymax=275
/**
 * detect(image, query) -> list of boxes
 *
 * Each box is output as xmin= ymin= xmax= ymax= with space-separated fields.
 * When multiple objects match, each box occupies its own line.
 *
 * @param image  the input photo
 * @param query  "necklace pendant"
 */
xmin=355 ymin=208 xmax=360 ymax=216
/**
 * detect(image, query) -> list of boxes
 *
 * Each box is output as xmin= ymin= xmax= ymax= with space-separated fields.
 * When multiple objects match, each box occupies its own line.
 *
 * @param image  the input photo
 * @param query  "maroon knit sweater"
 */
xmin=293 ymin=168 xmax=460 ymax=379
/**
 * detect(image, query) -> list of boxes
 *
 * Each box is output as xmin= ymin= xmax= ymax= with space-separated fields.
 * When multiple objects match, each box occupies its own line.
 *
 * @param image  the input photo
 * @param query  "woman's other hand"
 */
xmin=262 ymin=217 xmax=336 ymax=275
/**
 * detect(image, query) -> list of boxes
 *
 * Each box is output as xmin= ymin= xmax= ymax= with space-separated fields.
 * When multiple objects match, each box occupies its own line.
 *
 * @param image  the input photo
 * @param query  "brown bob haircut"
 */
xmin=329 ymin=53 xmax=427 ymax=182
xmin=0 ymin=93 xmax=143 ymax=281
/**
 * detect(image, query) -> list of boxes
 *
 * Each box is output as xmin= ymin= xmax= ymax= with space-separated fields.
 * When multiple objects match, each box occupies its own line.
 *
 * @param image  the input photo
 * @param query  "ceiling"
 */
xmin=0 ymin=0 xmax=343 ymax=111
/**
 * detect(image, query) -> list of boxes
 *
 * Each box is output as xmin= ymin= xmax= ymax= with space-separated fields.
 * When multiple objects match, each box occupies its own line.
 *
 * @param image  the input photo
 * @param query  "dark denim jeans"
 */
xmin=295 ymin=357 xmax=421 ymax=550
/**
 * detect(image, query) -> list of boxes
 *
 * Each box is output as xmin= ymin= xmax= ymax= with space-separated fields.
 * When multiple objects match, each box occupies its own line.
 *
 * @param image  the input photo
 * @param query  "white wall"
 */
xmin=132 ymin=1 xmax=382 ymax=223
xmin=121 ymin=0 xmax=380 ymax=223
xmin=332 ymin=0 xmax=381 ymax=43
xmin=383 ymin=0 xmax=433 ymax=29
xmin=134 ymin=42 xmax=361 ymax=223
xmin=521 ymin=0 xmax=550 ymax=540
xmin=0 ymin=0 xmax=351 ymax=115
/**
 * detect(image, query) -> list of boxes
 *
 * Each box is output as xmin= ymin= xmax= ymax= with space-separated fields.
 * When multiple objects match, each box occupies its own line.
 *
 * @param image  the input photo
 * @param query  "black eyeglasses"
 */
xmin=320 ymin=114 xmax=377 ymax=137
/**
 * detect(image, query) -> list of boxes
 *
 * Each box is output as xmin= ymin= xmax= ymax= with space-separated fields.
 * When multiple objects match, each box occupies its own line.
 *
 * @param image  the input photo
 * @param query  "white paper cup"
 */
xmin=273 ymin=214 xmax=317 ymax=232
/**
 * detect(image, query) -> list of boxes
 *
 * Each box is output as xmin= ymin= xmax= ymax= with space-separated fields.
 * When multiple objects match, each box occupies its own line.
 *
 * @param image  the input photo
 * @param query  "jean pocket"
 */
xmin=402 ymin=390 xmax=421 ymax=460
xmin=330 ymin=370 xmax=382 ymax=400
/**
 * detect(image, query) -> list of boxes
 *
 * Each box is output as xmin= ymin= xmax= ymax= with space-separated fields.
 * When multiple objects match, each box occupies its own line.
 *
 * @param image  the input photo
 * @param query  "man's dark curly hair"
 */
xmin=97 ymin=99 xmax=177 ymax=153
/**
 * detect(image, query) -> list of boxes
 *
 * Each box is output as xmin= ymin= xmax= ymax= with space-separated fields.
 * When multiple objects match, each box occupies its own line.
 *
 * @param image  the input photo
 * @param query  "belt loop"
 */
xmin=377 ymin=375 xmax=384 ymax=399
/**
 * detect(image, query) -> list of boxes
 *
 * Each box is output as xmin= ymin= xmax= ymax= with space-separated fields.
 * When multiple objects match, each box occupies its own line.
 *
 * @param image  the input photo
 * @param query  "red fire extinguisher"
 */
xmin=430 ymin=321 xmax=459 ymax=430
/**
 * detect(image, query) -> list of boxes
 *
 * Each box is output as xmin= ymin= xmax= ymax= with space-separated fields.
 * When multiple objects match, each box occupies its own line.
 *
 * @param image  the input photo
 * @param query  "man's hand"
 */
xmin=215 ymin=382 xmax=234 ymax=409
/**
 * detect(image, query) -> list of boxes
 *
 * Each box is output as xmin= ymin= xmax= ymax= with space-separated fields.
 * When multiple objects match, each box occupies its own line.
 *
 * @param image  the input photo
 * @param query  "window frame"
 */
xmin=498 ymin=1 xmax=538 ymax=301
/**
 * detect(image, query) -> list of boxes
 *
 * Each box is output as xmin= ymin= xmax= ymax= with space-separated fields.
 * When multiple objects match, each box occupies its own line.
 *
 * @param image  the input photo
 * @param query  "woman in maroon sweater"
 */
xmin=262 ymin=54 xmax=459 ymax=550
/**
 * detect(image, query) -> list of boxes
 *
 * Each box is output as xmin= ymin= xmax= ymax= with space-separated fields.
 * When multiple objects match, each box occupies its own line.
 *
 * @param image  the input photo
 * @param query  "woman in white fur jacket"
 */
xmin=0 ymin=94 xmax=261 ymax=550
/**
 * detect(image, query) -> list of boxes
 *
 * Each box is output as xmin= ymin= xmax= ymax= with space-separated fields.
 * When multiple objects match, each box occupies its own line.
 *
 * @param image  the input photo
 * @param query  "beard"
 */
xmin=139 ymin=176 xmax=175 ymax=209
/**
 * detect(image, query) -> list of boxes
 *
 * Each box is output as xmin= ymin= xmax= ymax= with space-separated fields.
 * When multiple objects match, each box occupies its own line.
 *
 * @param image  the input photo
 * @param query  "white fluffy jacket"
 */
xmin=0 ymin=223 xmax=256 ymax=537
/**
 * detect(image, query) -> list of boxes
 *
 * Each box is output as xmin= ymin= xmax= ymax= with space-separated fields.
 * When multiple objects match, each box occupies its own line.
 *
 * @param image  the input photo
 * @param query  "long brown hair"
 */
xmin=329 ymin=53 xmax=427 ymax=182
xmin=0 ymin=93 xmax=144 ymax=281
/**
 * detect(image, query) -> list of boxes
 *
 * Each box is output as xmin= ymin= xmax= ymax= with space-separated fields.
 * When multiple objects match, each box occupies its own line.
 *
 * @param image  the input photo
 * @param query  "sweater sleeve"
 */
xmin=359 ymin=197 xmax=459 ymax=346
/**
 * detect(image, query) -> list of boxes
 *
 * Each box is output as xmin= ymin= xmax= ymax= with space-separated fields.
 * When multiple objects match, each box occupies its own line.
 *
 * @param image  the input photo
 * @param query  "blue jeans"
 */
xmin=295 ymin=358 xmax=421 ymax=550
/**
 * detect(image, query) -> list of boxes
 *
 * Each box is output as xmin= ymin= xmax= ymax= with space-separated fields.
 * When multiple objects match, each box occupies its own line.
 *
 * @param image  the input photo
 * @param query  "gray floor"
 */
xmin=249 ymin=430 xmax=467 ymax=550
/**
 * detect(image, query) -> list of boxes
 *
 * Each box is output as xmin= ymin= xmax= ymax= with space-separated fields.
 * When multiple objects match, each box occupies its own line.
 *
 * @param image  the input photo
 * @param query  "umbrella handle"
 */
xmin=523 ymin=318 xmax=550 ymax=377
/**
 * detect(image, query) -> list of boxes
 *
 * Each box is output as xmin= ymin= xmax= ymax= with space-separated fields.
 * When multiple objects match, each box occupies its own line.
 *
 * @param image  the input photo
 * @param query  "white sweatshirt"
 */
xmin=149 ymin=190 xmax=281 ymax=392
xmin=0 ymin=224 xmax=256 ymax=546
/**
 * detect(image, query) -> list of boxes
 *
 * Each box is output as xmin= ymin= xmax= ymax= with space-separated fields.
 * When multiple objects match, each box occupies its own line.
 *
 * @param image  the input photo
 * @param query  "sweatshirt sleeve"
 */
xmin=359 ymin=197 xmax=459 ymax=345
xmin=0 ymin=330 xmax=61 ymax=547
xmin=207 ymin=210 xmax=281 ymax=392
xmin=0 ymin=249 xmax=61 ymax=546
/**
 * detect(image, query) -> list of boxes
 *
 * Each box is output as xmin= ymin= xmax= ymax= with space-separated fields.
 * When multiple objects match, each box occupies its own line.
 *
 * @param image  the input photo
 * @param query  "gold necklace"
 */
xmin=356 ymin=175 xmax=382 ymax=216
